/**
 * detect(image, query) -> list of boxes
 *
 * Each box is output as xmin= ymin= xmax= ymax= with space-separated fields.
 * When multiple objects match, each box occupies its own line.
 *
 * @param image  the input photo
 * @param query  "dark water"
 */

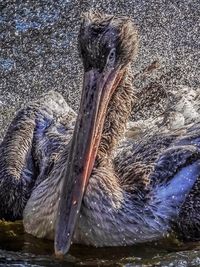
xmin=1 ymin=221 xmax=200 ymax=267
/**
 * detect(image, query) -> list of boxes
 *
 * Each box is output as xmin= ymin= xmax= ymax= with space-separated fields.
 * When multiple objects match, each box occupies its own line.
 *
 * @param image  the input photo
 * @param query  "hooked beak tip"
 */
xmin=54 ymin=238 xmax=71 ymax=258
xmin=55 ymin=252 xmax=65 ymax=260
xmin=54 ymin=246 xmax=68 ymax=259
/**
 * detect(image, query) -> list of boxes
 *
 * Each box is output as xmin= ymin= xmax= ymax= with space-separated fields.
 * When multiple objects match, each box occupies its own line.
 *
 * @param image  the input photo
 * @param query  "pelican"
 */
xmin=1 ymin=13 xmax=200 ymax=256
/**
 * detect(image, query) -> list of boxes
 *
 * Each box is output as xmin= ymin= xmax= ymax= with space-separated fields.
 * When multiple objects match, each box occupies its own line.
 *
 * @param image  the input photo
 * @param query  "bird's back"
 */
xmin=114 ymin=122 xmax=200 ymax=222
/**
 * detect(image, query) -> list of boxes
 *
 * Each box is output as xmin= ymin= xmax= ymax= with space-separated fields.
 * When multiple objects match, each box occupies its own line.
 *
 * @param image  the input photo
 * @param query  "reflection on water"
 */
xmin=1 ymin=221 xmax=200 ymax=266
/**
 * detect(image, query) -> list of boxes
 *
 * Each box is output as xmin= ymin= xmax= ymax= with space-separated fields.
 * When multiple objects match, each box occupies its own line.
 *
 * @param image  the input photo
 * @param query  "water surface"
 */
xmin=1 ymin=221 xmax=200 ymax=267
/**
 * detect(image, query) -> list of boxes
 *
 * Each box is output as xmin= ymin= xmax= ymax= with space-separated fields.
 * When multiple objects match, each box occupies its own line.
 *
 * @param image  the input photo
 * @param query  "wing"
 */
xmin=0 ymin=91 xmax=75 ymax=221
xmin=114 ymin=122 xmax=200 ymax=203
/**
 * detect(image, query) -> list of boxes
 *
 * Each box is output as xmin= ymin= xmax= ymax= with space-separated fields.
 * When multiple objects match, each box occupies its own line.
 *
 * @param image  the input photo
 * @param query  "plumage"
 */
xmin=0 ymin=12 xmax=200 ymax=255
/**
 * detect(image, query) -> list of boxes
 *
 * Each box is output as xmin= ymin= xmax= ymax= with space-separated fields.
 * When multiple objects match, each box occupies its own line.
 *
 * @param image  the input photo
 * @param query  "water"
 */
xmin=1 ymin=221 xmax=200 ymax=267
xmin=1 ymin=0 xmax=199 ymax=140
xmin=1 ymin=1 xmax=200 ymax=266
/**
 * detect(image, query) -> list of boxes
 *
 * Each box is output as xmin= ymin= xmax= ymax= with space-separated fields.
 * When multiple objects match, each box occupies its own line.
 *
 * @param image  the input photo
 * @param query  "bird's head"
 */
xmin=79 ymin=12 xmax=138 ymax=72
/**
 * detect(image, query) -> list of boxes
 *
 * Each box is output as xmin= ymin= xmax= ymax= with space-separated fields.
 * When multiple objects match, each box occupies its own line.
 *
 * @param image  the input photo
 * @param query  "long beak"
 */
xmin=54 ymin=66 xmax=123 ymax=256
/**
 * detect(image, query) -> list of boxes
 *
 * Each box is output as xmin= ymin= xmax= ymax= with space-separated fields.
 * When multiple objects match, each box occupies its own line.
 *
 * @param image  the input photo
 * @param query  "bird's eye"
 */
xmin=107 ymin=48 xmax=116 ymax=67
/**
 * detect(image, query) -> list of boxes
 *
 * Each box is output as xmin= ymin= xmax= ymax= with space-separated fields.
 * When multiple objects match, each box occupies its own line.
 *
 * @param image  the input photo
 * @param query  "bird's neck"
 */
xmin=97 ymin=65 xmax=135 ymax=162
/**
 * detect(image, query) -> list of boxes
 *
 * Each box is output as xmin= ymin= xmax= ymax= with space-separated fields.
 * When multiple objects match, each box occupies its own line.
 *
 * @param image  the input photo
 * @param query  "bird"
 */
xmin=0 ymin=12 xmax=200 ymax=257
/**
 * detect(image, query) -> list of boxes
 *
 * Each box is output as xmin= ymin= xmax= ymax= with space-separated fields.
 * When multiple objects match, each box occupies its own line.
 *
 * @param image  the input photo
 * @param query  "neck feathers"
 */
xmin=97 ymin=65 xmax=135 ymax=160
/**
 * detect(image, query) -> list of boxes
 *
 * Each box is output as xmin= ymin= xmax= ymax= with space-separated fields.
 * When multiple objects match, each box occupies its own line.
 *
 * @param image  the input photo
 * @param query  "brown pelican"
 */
xmin=1 ymin=13 xmax=200 ymax=257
